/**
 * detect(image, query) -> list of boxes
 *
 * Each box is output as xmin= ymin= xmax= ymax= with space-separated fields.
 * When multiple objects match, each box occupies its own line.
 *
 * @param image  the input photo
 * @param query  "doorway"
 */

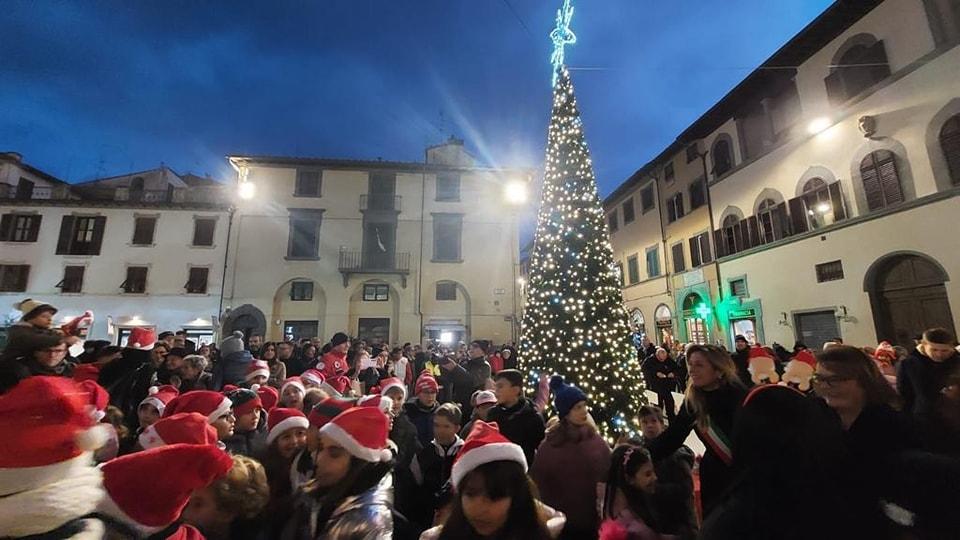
xmin=867 ymin=253 xmax=955 ymax=347
xmin=284 ymin=320 xmax=319 ymax=342
xmin=358 ymin=317 xmax=390 ymax=346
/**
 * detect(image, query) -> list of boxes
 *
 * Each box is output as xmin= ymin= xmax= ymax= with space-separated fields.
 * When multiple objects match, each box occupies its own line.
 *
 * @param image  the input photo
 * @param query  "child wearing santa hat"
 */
xmin=98 ymin=443 xmax=233 ymax=539
xmin=163 ymin=390 xmax=236 ymax=440
xmin=181 ymin=454 xmax=270 ymax=540
xmin=420 ymin=420 xmax=566 ymax=539
xmin=279 ymin=376 xmax=306 ymax=411
xmin=405 ymin=370 xmax=441 ymax=447
xmin=260 ymin=408 xmax=310 ymax=536
xmin=284 ymin=406 xmax=397 ymax=538
xmin=0 ymin=376 xmax=110 ymax=538
xmin=222 ymin=387 xmax=268 ymax=458
xmin=138 ymin=412 xmax=221 ymax=451
xmin=245 ymin=359 xmax=271 ymax=387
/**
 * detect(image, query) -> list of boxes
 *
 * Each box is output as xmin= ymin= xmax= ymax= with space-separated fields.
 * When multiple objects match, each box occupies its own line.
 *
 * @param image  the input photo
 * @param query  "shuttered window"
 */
xmin=640 ymin=185 xmax=655 ymax=212
xmin=132 ymin=217 xmax=157 ymax=245
xmin=0 ymin=214 xmax=41 ymax=242
xmin=0 ymin=265 xmax=29 ymax=292
xmin=689 ymin=232 xmax=712 ymax=268
xmin=940 ymin=114 xmax=960 ymax=186
xmin=671 ymin=243 xmax=686 ymax=273
xmin=57 ymin=266 xmax=85 ymax=293
xmin=192 ymin=218 xmax=216 ymax=246
xmin=622 ymin=198 xmax=635 ymax=224
xmin=121 ymin=267 xmax=148 ymax=294
xmin=627 ymin=255 xmax=640 ymax=284
xmin=295 ymin=170 xmax=322 ymax=197
xmin=185 ymin=267 xmax=209 ymax=294
xmin=56 ymin=215 xmax=106 ymax=255
xmin=436 ymin=282 xmax=457 ymax=301
xmin=860 ymin=150 xmax=904 ymax=211
xmin=433 ymin=214 xmax=463 ymax=261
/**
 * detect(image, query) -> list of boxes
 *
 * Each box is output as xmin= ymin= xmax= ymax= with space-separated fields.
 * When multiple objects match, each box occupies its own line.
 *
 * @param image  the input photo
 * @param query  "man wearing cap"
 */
xmin=1 ymin=299 xmax=76 ymax=363
xmin=459 ymin=390 xmax=497 ymax=439
xmin=437 ymin=353 xmax=477 ymax=419
xmin=319 ymin=332 xmax=350 ymax=380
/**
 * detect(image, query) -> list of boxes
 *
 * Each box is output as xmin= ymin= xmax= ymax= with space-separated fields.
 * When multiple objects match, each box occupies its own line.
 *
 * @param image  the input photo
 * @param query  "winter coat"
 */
xmin=0 ymin=321 xmax=63 ymax=361
xmin=318 ymin=350 xmax=349 ymax=380
xmin=645 ymin=383 xmax=745 ymax=517
xmin=389 ymin=411 xmax=421 ymax=526
xmin=282 ymin=353 xmax=309 ymax=378
xmin=501 ymin=346 xmax=518 ymax=371
xmin=489 ymin=353 xmax=504 ymax=374
xmin=730 ymin=348 xmax=753 ymax=388
xmin=650 ymin=445 xmax=697 ymax=539
xmin=267 ymin=360 xmax=287 ymax=388
xmin=641 ymin=356 xmax=681 ymax=394
xmin=317 ymin=475 xmax=395 ymax=539
xmin=897 ymin=347 xmax=960 ymax=421
xmin=419 ymin=501 xmax=567 ymax=540
xmin=437 ymin=363 xmax=475 ymax=418
xmin=465 ymin=356 xmax=492 ymax=391
xmin=178 ymin=371 xmax=213 ymax=393
xmin=531 ymin=423 xmax=610 ymax=538
xmin=486 ymin=397 xmax=547 ymax=466
xmin=410 ymin=437 xmax=465 ymax=528
xmin=212 ymin=349 xmax=253 ymax=390
xmin=223 ymin=423 xmax=268 ymax=458
xmin=404 ymin=398 xmax=440 ymax=448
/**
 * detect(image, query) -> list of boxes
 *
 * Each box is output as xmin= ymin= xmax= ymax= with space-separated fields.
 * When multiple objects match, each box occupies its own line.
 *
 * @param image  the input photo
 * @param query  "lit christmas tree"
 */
xmin=519 ymin=0 xmax=646 ymax=439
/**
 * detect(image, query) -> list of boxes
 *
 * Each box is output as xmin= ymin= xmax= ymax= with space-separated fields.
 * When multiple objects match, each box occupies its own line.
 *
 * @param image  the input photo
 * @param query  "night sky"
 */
xmin=2 ymin=1 xmax=832 ymax=197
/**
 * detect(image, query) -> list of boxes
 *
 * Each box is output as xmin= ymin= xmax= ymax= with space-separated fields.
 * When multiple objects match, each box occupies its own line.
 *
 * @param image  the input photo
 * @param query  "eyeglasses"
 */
xmin=811 ymin=374 xmax=852 ymax=388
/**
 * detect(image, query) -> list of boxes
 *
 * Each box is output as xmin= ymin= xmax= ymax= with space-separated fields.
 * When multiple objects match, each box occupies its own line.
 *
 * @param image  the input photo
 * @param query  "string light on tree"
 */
xmin=519 ymin=0 xmax=646 ymax=440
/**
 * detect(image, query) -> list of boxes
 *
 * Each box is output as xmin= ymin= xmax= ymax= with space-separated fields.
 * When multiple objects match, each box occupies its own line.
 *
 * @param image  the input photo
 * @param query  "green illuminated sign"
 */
xmin=695 ymin=302 xmax=712 ymax=319
xmin=729 ymin=308 xmax=756 ymax=319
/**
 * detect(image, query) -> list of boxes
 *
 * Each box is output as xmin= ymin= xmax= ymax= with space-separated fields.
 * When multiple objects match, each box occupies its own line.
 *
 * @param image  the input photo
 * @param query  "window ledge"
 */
xmin=61 ymin=254 xmax=95 ymax=259
xmin=183 ymin=292 xmax=210 ymax=296
xmin=431 ymin=259 xmax=464 ymax=264
xmin=292 ymin=193 xmax=323 ymax=198
xmin=435 ymin=198 xmax=462 ymax=203
xmin=129 ymin=243 xmax=155 ymax=247
xmin=189 ymin=244 xmax=217 ymax=249
xmin=121 ymin=293 xmax=149 ymax=297
xmin=285 ymin=256 xmax=321 ymax=261
xmin=0 ymin=240 xmax=37 ymax=244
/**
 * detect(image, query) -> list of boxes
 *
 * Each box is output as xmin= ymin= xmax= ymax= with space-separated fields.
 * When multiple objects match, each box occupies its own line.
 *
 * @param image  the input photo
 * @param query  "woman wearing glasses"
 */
xmin=644 ymin=344 xmax=746 ymax=518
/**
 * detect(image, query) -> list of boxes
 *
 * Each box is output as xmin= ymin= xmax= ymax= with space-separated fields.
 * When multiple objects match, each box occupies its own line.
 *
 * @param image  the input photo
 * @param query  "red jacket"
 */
xmin=488 ymin=353 xmax=504 ymax=374
xmin=319 ymin=350 xmax=348 ymax=379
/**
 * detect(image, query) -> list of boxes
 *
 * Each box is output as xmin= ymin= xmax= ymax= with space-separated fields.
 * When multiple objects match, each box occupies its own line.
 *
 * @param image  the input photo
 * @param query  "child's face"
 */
xmin=433 ymin=415 xmax=459 ymax=445
xmin=276 ymin=427 xmax=307 ymax=460
xmin=235 ymin=408 xmax=260 ymax=432
xmin=250 ymin=375 xmax=268 ymax=387
xmin=138 ymin=404 xmax=160 ymax=428
xmin=29 ymin=311 xmax=54 ymax=328
xmin=629 ymin=461 xmax=657 ymax=494
xmin=281 ymin=387 xmax=304 ymax=410
xmin=418 ymin=389 xmax=437 ymax=407
xmin=461 ymin=475 xmax=511 ymax=537
xmin=385 ymin=389 xmax=405 ymax=416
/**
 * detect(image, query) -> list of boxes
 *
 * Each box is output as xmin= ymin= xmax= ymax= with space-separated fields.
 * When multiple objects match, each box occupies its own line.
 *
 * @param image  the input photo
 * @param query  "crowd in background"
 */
xmin=1 ymin=296 xmax=960 ymax=539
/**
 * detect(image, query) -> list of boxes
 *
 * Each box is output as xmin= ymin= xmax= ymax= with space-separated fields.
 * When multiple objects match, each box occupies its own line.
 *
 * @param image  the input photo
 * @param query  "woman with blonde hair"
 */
xmin=182 ymin=454 xmax=270 ymax=540
xmin=644 ymin=344 xmax=745 ymax=518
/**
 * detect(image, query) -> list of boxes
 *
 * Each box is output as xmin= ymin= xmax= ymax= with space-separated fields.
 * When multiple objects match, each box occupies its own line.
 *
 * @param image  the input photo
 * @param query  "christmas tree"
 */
xmin=519 ymin=2 xmax=646 ymax=439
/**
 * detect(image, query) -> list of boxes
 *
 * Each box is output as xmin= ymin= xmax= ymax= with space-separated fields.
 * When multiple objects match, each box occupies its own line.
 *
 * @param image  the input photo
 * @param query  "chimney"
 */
xmin=425 ymin=136 xmax=475 ymax=167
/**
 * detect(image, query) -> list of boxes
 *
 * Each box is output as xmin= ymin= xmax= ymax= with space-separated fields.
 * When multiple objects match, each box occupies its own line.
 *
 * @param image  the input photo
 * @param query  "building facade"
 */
xmin=605 ymin=0 xmax=960 ymax=350
xmin=222 ymin=139 xmax=528 ymax=346
xmin=0 ymin=153 xmax=231 ymax=345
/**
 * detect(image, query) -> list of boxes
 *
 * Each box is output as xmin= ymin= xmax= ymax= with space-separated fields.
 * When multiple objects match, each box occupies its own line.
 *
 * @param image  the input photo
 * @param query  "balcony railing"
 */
xmin=337 ymin=249 xmax=410 ymax=287
xmin=360 ymin=194 xmax=401 ymax=212
xmin=0 ymin=183 xmax=70 ymax=200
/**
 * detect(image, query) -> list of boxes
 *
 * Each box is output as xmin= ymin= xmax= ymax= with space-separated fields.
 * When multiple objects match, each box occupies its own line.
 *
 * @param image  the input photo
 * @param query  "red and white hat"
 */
xmin=874 ymin=341 xmax=897 ymax=363
xmin=473 ymin=390 xmax=497 ymax=406
xmin=451 ymin=420 xmax=527 ymax=490
xmin=139 ymin=385 xmax=180 ymax=416
xmin=318 ymin=406 xmax=392 ymax=462
xmin=139 ymin=412 xmax=220 ymax=450
xmin=126 ymin=327 xmax=157 ymax=351
xmin=255 ymin=384 xmax=279 ymax=412
xmin=0 ymin=376 xmax=109 ymax=496
xmin=266 ymin=408 xmax=309 ymax=446
xmin=72 ymin=363 xmax=101 ymax=383
xmin=98 ymin=443 xmax=232 ymax=535
xmin=415 ymin=371 xmax=439 ymax=395
xmin=308 ymin=397 xmax=356 ymax=429
xmin=357 ymin=394 xmax=393 ymax=415
xmin=379 ymin=376 xmax=407 ymax=402
xmin=280 ymin=376 xmax=306 ymax=397
xmin=77 ymin=379 xmax=110 ymax=423
xmin=245 ymin=360 xmax=270 ymax=383
xmin=791 ymin=349 xmax=817 ymax=369
xmin=301 ymin=368 xmax=325 ymax=388
xmin=162 ymin=391 xmax=232 ymax=424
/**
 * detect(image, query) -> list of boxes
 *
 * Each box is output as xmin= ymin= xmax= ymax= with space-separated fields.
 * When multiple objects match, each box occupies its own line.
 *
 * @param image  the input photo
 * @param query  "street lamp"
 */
xmin=504 ymin=180 xmax=528 ymax=205
xmin=238 ymin=181 xmax=256 ymax=200
xmin=807 ymin=117 xmax=832 ymax=135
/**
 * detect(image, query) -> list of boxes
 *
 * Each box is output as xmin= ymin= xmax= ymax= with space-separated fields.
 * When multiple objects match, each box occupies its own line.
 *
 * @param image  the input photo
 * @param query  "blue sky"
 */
xmin=1 ymin=0 xmax=833 ymax=197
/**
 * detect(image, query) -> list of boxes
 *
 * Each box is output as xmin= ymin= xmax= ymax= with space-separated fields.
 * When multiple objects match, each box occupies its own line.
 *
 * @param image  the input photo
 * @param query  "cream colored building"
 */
xmin=606 ymin=0 xmax=960 ymax=350
xmin=222 ymin=139 xmax=529 ymax=346
xmin=0 ymin=153 xmax=230 ymax=345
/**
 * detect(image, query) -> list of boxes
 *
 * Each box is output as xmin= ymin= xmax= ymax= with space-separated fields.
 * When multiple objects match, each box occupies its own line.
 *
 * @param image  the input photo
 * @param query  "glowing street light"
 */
xmin=504 ymin=180 xmax=528 ymax=205
xmin=238 ymin=181 xmax=256 ymax=200
xmin=807 ymin=117 xmax=832 ymax=135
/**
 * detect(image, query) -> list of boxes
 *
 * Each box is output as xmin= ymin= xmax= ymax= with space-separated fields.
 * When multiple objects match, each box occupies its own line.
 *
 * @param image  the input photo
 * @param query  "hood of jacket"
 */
xmin=322 ymin=474 xmax=394 ymax=538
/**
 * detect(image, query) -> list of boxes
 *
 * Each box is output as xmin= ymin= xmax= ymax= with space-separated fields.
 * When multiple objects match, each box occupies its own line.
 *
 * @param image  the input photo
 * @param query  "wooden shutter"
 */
xmin=714 ymin=229 xmax=727 ymax=258
xmin=26 ymin=215 xmax=41 ymax=242
xmin=824 ymin=70 xmax=846 ymax=106
xmin=878 ymin=154 xmax=904 ymax=206
xmin=828 ymin=182 xmax=847 ymax=222
xmin=90 ymin=216 xmax=107 ymax=255
xmin=672 ymin=243 xmax=685 ymax=273
xmin=56 ymin=216 xmax=75 ymax=254
xmin=700 ymin=233 xmax=713 ymax=264
xmin=746 ymin=216 xmax=761 ymax=248
xmin=788 ymin=197 xmax=808 ymax=235
xmin=667 ymin=200 xmax=677 ymax=223
xmin=15 ymin=265 xmax=29 ymax=291
xmin=941 ymin=116 xmax=960 ymax=185
xmin=733 ymin=220 xmax=745 ymax=253
xmin=676 ymin=193 xmax=684 ymax=218
xmin=772 ymin=202 xmax=789 ymax=239
xmin=0 ymin=214 xmax=12 ymax=241
xmin=860 ymin=155 xmax=885 ymax=211
xmin=689 ymin=237 xmax=701 ymax=268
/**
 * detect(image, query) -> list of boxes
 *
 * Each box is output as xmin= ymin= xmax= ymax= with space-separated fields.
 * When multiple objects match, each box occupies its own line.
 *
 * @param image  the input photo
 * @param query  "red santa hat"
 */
xmin=162 ymin=390 xmax=232 ymax=424
xmin=98 ymin=443 xmax=232 ymax=535
xmin=126 ymin=327 xmax=157 ymax=351
xmin=791 ymin=349 xmax=817 ymax=369
xmin=451 ymin=420 xmax=527 ymax=490
xmin=874 ymin=341 xmax=897 ymax=363
xmin=415 ymin=371 xmax=439 ymax=395
xmin=301 ymin=368 xmax=325 ymax=387
xmin=307 ymin=397 xmax=356 ymax=429
xmin=77 ymin=379 xmax=110 ymax=423
xmin=266 ymin=408 xmax=309 ymax=446
xmin=255 ymin=384 xmax=279 ymax=412
xmin=280 ymin=376 xmax=306 ymax=397
xmin=139 ymin=385 xmax=180 ymax=416
xmin=0 ymin=376 xmax=109 ymax=496
xmin=379 ymin=376 xmax=407 ymax=402
xmin=357 ymin=394 xmax=393 ymax=415
xmin=245 ymin=360 xmax=270 ymax=383
xmin=138 ymin=413 xmax=220 ymax=450
xmin=318 ymin=406 xmax=392 ymax=462
xmin=72 ymin=363 xmax=101 ymax=383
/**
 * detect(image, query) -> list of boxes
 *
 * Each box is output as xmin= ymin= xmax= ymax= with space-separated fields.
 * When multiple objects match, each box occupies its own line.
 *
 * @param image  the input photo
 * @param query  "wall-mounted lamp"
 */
xmin=778 ymin=312 xmax=790 ymax=326
xmin=836 ymin=305 xmax=855 ymax=323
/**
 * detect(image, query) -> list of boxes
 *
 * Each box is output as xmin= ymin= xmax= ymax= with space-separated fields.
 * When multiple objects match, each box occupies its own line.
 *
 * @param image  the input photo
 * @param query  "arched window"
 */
xmin=712 ymin=138 xmax=733 ymax=177
xmin=757 ymin=199 xmax=778 ymax=244
xmin=940 ymin=113 xmax=960 ymax=185
xmin=825 ymin=35 xmax=891 ymax=104
xmin=801 ymin=177 xmax=834 ymax=229
xmin=860 ymin=150 xmax=904 ymax=211
xmin=129 ymin=176 xmax=145 ymax=202
xmin=721 ymin=214 xmax=741 ymax=255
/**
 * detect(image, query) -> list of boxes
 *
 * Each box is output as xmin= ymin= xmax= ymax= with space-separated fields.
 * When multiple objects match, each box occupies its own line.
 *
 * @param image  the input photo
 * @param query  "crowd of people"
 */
xmin=1 ymin=296 xmax=959 ymax=539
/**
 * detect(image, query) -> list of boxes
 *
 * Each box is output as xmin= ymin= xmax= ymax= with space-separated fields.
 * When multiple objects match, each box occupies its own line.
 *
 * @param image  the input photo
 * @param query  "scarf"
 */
xmin=0 ymin=464 xmax=105 ymax=538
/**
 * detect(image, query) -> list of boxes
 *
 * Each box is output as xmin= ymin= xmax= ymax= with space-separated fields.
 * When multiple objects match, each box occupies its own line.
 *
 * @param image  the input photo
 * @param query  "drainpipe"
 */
xmin=217 ymin=204 xmax=235 ymax=341
xmin=655 ymin=175 xmax=673 ymax=342
xmin=416 ymin=160 xmax=427 ymax=343
xmin=699 ymin=150 xmax=724 ymax=345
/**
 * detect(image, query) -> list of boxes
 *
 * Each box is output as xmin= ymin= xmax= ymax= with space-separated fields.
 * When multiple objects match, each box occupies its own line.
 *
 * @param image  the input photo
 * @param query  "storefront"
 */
xmin=681 ymin=293 xmax=710 ymax=345
xmin=727 ymin=307 xmax=759 ymax=345
xmin=630 ymin=309 xmax=647 ymax=344
xmin=654 ymin=304 xmax=675 ymax=346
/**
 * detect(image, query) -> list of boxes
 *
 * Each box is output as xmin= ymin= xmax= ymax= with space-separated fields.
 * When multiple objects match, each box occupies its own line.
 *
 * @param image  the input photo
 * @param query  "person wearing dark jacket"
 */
xmin=730 ymin=335 xmax=753 ymax=387
xmin=897 ymin=328 xmax=959 ymax=425
xmin=1 ymin=299 xmax=70 ymax=362
xmin=437 ymin=354 xmax=476 ymax=418
xmin=213 ymin=330 xmax=253 ymax=390
xmin=645 ymin=345 xmax=746 ymax=518
xmin=223 ymin=388 xmax=268 ymax=457
xmin=465 ymin=340 xmax=492 ymax=390
xmin=405 ymin=371 xmax=441 ymax=447
xmin=641 ymin=348 xmax=681 ymax=421
xmin=637 ymin=405 xmax=697 ymax=539
xmin=500 ymin=345 xmax=518 ymax=371
xmin=487 ymin=369 xmax=546 ymax=466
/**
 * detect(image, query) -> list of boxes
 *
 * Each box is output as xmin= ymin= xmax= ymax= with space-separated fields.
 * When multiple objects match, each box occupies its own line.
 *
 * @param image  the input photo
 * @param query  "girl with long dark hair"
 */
xmin=600 ymin=445 xmax=671 ymax=540
xmin=422 ymin=421 xmax=566 ymax=540
xmin=259 ymin=342 xmax=286 ymax=388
